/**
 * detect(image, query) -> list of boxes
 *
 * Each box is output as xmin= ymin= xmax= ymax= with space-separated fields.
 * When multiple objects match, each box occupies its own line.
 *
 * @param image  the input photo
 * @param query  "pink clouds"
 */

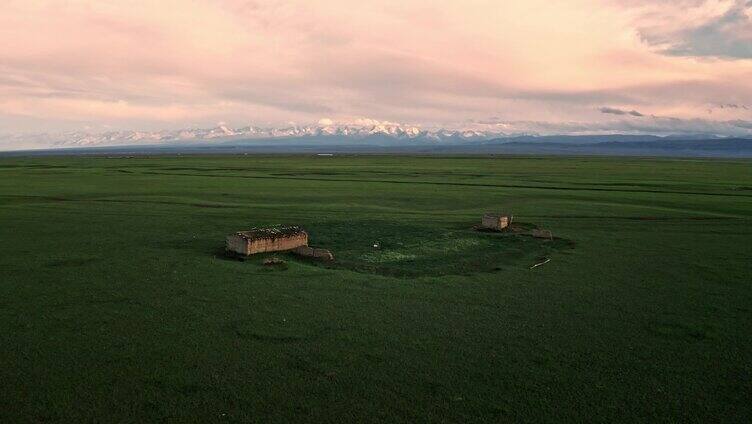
xmin=0 ymin=0 xmax=751 ymax=138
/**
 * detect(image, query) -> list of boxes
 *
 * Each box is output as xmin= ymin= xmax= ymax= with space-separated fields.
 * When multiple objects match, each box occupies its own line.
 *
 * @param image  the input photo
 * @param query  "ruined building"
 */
xmin=226 ymin=226 xmax=308 ymax=256
xmin=481 ymin=213 xmax=513 ymax=231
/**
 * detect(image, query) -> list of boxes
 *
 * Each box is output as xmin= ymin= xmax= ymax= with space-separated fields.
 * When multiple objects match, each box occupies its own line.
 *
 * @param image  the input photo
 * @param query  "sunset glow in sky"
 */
xmin=2 ymin=0 xmax=752 ymax=136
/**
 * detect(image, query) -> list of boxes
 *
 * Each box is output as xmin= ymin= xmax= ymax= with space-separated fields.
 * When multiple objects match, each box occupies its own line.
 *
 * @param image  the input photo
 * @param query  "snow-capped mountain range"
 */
xmin=1 ymin=122 xmax=502 ymax=150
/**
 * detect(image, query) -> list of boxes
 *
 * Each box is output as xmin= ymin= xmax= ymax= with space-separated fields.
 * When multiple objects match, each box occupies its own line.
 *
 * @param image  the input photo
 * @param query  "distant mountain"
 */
xmin=3 ymin=134 xmax=752 ymax=158
xmin=0 ymin=123 xmax=501 ymax=150
xmin=2 ymin=123 xmax=751 ymax=157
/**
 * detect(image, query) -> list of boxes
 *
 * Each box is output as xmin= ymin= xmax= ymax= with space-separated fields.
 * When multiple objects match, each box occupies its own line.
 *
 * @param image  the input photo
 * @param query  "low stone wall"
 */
xmin=293 ymin=246 xmax=334 ymax=261
xmin=531 ymin=229 xmax=553 ymax=240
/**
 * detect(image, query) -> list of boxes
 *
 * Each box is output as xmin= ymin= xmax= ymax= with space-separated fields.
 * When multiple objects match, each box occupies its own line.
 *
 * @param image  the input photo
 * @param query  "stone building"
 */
xmin=481 ymin=213 xmax=513 ymax=231
xmin=226 ymin=226 xmax=308 ymax=256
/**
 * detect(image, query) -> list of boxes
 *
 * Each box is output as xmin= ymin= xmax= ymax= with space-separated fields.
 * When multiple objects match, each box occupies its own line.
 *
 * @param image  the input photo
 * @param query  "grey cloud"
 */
xmin=649 ymin=1 xmax=752 ymax=59
xmin=217 ymin=84 xmax=334 ymax=114
xmin=311 ymin=50 xmax=640 ymax=111
xmin=718 ymin=103 xmax=749 ymax=109
xmin=595 ymin=80 xmax=752 ymax=113
xmin=729 ymin=119 xmax=752 ymax=129
xmin=495 ymin=115 xmax=752 ymax=137
xmin=599 ymin=107 xmax=645 ymax=117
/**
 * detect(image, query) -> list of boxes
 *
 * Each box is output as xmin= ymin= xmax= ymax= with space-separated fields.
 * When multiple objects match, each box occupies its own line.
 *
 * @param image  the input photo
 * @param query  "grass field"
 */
xmin=1 ymin=155 xmax=751 ymax=422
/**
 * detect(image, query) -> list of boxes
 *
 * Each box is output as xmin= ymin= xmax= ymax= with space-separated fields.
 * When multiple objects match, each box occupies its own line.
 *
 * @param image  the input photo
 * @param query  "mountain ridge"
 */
xmin=3 ymin=134 xmax=752 ymax=158
xmin=2 ymin=122 xmax=739 ymax=151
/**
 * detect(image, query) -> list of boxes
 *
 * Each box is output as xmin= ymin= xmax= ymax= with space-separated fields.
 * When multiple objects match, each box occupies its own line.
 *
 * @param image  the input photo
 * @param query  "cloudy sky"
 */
xmin=1 ymin=0 xmax=752 ymax=136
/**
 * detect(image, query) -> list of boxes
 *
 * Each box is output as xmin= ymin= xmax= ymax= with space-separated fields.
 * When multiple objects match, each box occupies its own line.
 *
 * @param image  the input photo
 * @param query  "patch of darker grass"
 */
xmin=46 ymin=257 xmax=99 ymax=267
xmin=647 ymin=321 xmax=713 ymax=342
xmin=223 ymin=319 xmax=309 ymax=343
xmin=93 ymin=198 xmax=237 ymax=209
xmin=295 ymin=220 xmax=573 ymax=278
xmin=244 ymin=333 xmax=305 ymax=343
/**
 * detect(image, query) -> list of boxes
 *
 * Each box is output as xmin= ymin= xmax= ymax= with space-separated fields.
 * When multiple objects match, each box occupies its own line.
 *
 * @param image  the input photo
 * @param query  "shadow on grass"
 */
xmin=212 ymin=220 xmax=575 ymax=278
xmin=46 ymin=257 xmax=100 ymax=267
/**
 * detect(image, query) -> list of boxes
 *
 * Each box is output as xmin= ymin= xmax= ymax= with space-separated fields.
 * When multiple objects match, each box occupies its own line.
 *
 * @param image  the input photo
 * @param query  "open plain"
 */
xmin=1 ymin=155 xmax=751 ymax=422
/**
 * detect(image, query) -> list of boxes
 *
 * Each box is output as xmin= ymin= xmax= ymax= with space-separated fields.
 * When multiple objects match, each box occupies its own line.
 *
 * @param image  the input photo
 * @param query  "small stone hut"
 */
xmin=226 ymin=226 xmax=308 ymax=256
xmin=481 ymin=213 xmax=513 ymax=231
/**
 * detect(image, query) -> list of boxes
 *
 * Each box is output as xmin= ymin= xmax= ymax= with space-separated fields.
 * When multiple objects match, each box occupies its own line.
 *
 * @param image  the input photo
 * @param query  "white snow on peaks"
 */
xmin=1 ymin=119 xmax=502 ymax=150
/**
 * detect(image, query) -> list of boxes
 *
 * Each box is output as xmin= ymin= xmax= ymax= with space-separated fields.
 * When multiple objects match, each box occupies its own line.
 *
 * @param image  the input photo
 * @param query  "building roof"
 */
xmin=234 ymin=225 xmax=307 ymax=241
xmin=483 ymin=212 xmax=512 ymax=218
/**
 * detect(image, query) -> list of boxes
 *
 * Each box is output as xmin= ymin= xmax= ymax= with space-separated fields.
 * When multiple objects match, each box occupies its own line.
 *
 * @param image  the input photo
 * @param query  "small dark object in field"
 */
xmin=530 ymin=257 xmax=551 ymax=269
xmin=263 ymin=256 xmax=286 ymax=266
xmin=531 ymin=229 xmax=553 ymax=240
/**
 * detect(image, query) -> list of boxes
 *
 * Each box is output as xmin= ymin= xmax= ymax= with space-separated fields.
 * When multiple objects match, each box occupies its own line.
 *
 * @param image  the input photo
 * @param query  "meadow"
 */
xmin=0 ymin=154 xmax=751 ymax=422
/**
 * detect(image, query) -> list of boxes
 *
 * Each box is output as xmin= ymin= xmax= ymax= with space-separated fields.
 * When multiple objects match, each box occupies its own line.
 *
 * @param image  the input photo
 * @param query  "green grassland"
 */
xmin=1 ymin=155 xmax=751 ymax=422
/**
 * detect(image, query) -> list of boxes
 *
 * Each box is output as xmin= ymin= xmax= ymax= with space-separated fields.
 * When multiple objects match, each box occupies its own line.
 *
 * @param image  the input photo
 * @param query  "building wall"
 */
xmin=226 ymin=234 xmax=251 ymax=255
xmin=247 ymin=233 xmax=309 ymax=254
xmin=226 ymin=232 xmax=309 ymax=256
